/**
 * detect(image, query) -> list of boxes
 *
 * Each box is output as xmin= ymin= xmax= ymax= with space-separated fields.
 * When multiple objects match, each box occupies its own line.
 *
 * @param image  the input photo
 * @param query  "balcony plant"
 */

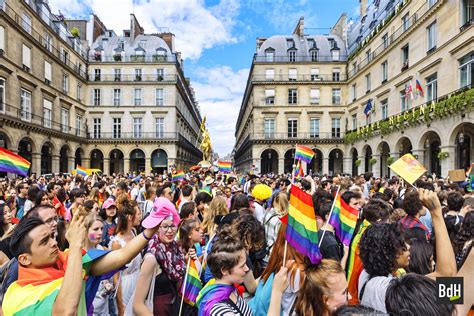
xmin=153 ymin=54 xmax=166 ymax=62
xmin=113 ymin=54 xmax=122 ymax=61
xmin=157 ymin=75 xmax=164 ymax=81
xmin=130 ymin=54 xmax=145 ymax=62
xmin=355 ymin=159 xmax=362 ymax=167
xmin=387 ymin=156 xmax=395 ymax=165
xmin=437 ymin=151 xmax=449 ymax=160
xmin=135 ymin=74 xmax=142 ymax=81
xmin=70 ymin=27 xmax=80 ymax=38
xmin=369 ymin=157 xmax=377 ymax=165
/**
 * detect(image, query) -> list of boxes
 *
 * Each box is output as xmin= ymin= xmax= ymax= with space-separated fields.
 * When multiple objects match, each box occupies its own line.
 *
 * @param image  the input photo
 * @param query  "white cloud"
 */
xmin=49 ymin=0 xmax=240 ymax=60
xmin=192 ymin=66 xmax=249 ymax=156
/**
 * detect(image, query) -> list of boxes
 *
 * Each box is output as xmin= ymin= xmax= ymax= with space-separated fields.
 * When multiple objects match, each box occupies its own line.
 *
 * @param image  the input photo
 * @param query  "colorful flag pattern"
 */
xmin=217 ymin=161 xmax=232 ymax=173
xmin=405 ymin=81 xmax=414 ymax=100
xmin=364 ymin=99 xmax=373 ymax=117
xmin=76 ymin=165 xmax=89 ymax=176
xmin=285 ymin=185 xmax=321 ymax=264
xmin=172 ymin=170 xmax=185 ymax=182
xmin=328 ymin=193 xmax=359 ymax=246
xmin=294 ymin=160 xmax=304 ymax=180
xmin=181 ymin=259 xmax=203 ymax=306
xmin=415 ymin=79 xmax=424 ymax=98
xmin=0 ymin=147 xmax=31 ymax=177
xmin=294 ymin=145 xmax=315 ymax=163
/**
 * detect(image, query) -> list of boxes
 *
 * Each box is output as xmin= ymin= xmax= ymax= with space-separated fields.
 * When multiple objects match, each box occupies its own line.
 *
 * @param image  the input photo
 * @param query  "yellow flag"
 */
xmin=389 ymin=153 xmax=427 ymax=185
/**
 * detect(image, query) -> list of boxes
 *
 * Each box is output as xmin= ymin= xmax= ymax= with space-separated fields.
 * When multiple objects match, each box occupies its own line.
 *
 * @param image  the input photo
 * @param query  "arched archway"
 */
xmin=130 ymin=149 xmax=145 ymax=173
xmin=284 ymin=149 xmax=295 ymax=174
xmin=363 ymin=145 xmax=373 ymax=173
xmin=74 ymin=148 xmax=83 ymax=168
xmin=90 ymin=149 xmax=104 ymax=170
xmin=419 ymin=131 xmax=441 ymax=175
xmin=307 ymin=149 xmax=323 ymax=175
xmin=351 ymin=148 xmax=359 ymax=176
xmin=378 ymin=142 xmax=390 ymax=178
xmin=260 ymin=149 xmax=278 ymax=174
xmin=110 ymin=149 xmax=124 ymax=175
xmin=18 ymin=138 xmax=34 ymax=175
xmin=41 ymin=142 xmax=54 ymax=175
xmin=151 ymin=149 xmax=168 ymax=174
xmin=396 ymin=137 xmax=413 ymax=156
xmin=450 ymin=123 xmax=474 ymax=170
xmin=329 ymin=148 xmax=343 ymax=176
xmin=59 ymin=145 xmax=70 ymax=173
xmin=0 ymin=132 xmax=12 ymax=177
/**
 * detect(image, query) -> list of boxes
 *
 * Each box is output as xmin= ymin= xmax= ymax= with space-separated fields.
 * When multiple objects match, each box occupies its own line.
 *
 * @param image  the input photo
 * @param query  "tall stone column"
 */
xmin=145 ymin=157 xmax=152 ymax=176
xmin=343 ymin=157 xmax=352 ymax=176
xmin=278 ymin=158 xmax=284 ymax=175
xmin=322 ymin=157 xmax=329 ymax=176
xmin=253 ymin=158 xmax=261 ymax=174
xmin=440 ymin=145 xmax=455 ymax=178
xmin=372 ymin=154 xmax=381 ymax=178
xmin=103 ymin=158 xmax=110 ymax=176
xmin=82 ymin=157 xmax=91 ymax=169
xmin=67 ymin=156 xmax=75 ymax=172
xmin=52 ymin=155 xmax=60 ymax=174
xmin=31 ymin=152 xmax=41 ymax=176
xmin=123 ymin=158 xmax=130 ymax=175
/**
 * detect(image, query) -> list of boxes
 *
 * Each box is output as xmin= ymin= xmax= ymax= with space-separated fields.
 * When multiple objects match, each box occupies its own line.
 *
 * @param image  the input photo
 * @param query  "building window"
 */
xmin=264 ymin=118 xmax=275 ymax=138
xmin=402 ymin=13 xmax=410 ymax=32
xmin=265 ymin=69 xmax=274 ymax=80
xmin=428 ymin=0 xmax=436 ymax=8
xmin=61 ymin=108 xmax=69 ymax=133
xmin=288 ymin=89 xmax=297 ymax=104
xmin=288 ymin=49 xmax=297 ymax=62
xmin=426 ymin=73 xmax=438 ymax=102
xmin=133 ymin=117 xmax=143 ymax=138
xmin=332 ymin=50 xmax=340 ymax=61
xmin=134 ymin=88 xmax=142 ymax=106
xmin=352 ymin=62 xmax=357 ymax=74
xmin=288 ymin=119 xmax=297 ymax=138
xmin=76 ymin=115 xmax=82 ymax=136
xmin=114 ymin=69 xmax=121 ymax=81
xmin=20 ymin=89 xmax=31 ymax=121
xmin=459 ymin=52 xmax=474 ymax=88
xmin=61 ymin=48 xmax=69 ymax=64
xmin=265 ymin=49 xmax=274 ymax=62
xmin=113 ymin=88 xmax=121 ymax=106
xmin=156 ymin=88 xmax=164 ymax=105
xmin=155 ymin=117 xmax=164 ymax=138
xmin=289 ymin=68 xmax=297 ymax=81
xmin=381 ymin=61 xmax=388 ymax=82
xmin=311 ymin=68 xmax=319 ymax=81
xmin=156 ymin=68 xmax=164 ymax=81
xmin=93 ymin=89 xmax=101 ymax=106
xmin=352 ymin=114 xmax=357 ymax=130
xmin=366 ymin=49 xmax=372 ymax=63
xmin=135 ymin=69 xmax=142 ymax=81
xmin=310 ymin=49 xmax=318 ymax=61
xmin=461 ymin=0 xmax=474 ymax=26
xmin=22 ymin=44 xmax=31 ymax=69
xmin=93 ymin=118 xmax=101 ymax=139
xmin=94 ymin=69 xmax=101 ymax=81
xmin=265 ymin=89 xmax=275 ymax=104
xmin=427 ymin=21 xmax=437 ymax=52
xmin=365 ymin=73 xmax=371 ymax=92
xmin=62 ymin=74 xmax=69 ymax=93
xmin=401 ymin=45 xmax=409 ymax=69
xmin=400 ymin=91 xmax=410 ymax=112
xmin=22 ymin=12 xmax=32 ymax=34
xmin=77 ymin=84 xmax=82 ymax=101
xmin=381 ymin=100 xmax=388 ymax=119
xmin=44 ymin=33 xmax=52 ymax=52
xmin=332 ymin=88 xmax=341 ymax=105
xmin=310 ymin=118 xmax=320 ymax=138
xmin=352 ymin=84 xmax=357 ymax=101
xmin=43 ymin=99 xmax=52 ymax=128
xmin=0 ymin=78 xmax=4 ymax=113
xmin=382 ymin=33 xmax=389 ymax=49
xmin=44 ymin=61 xmax=52 ymax=82
xmin=332 ymin=118 xmax=341 ymax=138
xmin=0 ymin=26 xmax=4 ymax=51
xmin=113 ymin=118 xmax=122 ymax=139
xmin=310 ymin=89 xmax=320 ymax=104
xmin=332 ymin=68 xmax=340 ymax=81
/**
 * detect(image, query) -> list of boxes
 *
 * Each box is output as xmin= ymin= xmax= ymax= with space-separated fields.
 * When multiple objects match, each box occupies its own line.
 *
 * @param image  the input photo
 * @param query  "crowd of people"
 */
xmin=0 ymin=168 xmax=472 ymax=316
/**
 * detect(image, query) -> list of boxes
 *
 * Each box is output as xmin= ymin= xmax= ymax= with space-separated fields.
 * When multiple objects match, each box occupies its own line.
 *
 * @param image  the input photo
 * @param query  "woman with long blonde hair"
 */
xmin=263 ymin=191 xmax=288 ymax=263
xmin=202 ymin=195 xmax=228 ymax=240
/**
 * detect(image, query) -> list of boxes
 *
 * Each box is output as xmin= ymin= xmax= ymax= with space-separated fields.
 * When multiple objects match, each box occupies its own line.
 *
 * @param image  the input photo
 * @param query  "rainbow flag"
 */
xmin=285 ymin=185 xmax=321 ymax=264
xmin=329 ymin=193 xmax=359 ymax=246
xmin=218 ymin=161 xmax=232 ymax=173
xmin=294 ymin=145 xmax=314 ymax=163
xmin=76 ymin=165 xmax=89 ymax=176
xmin=181 ymin=259 xmax=202 ymax=306
xmin=172 ymin=170 xmax=185 ymax=182
xmin=0 ymin=147 xmax=31 ymax=177
xmin=196 ymin=280 xmax=234 ymax=316
xmin=346 ymin=220 xmax=370 ymax=304
xmin=295 ymin=160 xmax=304 ymax=179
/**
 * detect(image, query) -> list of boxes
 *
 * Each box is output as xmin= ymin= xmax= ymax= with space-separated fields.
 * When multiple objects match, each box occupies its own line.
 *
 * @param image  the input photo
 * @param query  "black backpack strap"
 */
xmin=358 ymin=274 xmax=374 ymax=302
xmin=224 ymin=297 xmax=245 ymax=315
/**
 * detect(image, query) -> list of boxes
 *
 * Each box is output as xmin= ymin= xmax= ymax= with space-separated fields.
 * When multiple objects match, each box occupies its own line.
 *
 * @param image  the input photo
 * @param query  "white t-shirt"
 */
xmin=358 ymin=270 xmax=394 ymax=313
xmin=253 ymin=202 xmax=265 ymax=223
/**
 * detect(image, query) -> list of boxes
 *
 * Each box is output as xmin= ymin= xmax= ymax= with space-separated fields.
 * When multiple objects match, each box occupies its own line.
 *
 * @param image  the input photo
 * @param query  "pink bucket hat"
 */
xmin=142 ymin=197 xmax=180 ymax=229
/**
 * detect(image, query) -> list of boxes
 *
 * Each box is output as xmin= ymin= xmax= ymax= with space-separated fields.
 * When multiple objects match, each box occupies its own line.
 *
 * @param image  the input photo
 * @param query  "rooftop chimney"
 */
xmin=293 ymin=16 xmax=305 ymax=37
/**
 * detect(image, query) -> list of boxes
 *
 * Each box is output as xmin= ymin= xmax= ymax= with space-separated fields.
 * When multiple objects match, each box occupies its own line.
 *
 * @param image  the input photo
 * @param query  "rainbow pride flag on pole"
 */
xmin=76 ymin=165 xmax=89 ymax=176
xmin=217 ymin=161 xmax=232 ymax=173
xmin=285 ymin=185 xmax=321 ymax=264
xmin=328 ymin=193 xmax=359 ymax=246
xmin=294 ymin=160 xmax=304 ymax=180
xmin=294 ymin=145 xmax=314 ymax=163
xmin=0 ymin=147 xmax=31 ymax=177
xmin=172 ymin=170 xmax=185 ymax=182
xmin=181 ymin=259 xmax=202 ymax=306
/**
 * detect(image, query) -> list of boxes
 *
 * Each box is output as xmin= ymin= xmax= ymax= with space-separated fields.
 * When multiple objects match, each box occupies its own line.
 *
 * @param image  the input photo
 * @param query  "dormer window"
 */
xmin=154 ymin=48 xmax=167 ymax=62
xmin=310 ymin=49 xmax=318 ymax=62
xmin=265 ymin=48 xmax=275 ymax=62
xmin=135 ymin=47 xmax=145 ymax=56
xmin=139 ymin=40 xmax=146 ymax=49
xmin=286 ymin=39 xmax=295 ymax=49
xmin=331 ymin=48 xmax=340 ymax=61
xmin=288 ymin=49 xmax=297 ymax=62
xmin=308 ymin=39 xmax=317 ymax=49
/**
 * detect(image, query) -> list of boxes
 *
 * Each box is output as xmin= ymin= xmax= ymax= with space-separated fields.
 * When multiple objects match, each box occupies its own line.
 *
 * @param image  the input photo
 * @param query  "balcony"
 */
xmin=249 ymin=132 xmax=345 ymax=143
xmin=88 ymin=132 xmax=179 ymax=141
xmin=252 ymin=73 xmax=347 ymax=83
xmin=90 ymin=74 xmax=177 ymax=83
xmin=89 ymin=53 xmax=177 ymax=63
xmin=254 ymin=54 xmax=348 ymax=63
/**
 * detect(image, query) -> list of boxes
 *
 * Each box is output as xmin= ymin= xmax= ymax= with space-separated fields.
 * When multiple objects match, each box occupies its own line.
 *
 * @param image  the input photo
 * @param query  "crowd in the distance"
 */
xmin=0 ymin=168 xmax=472 ymax=316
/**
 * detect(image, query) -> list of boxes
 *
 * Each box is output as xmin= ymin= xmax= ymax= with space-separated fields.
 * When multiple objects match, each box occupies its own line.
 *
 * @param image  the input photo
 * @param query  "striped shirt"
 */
xmin=210 ymin=292 xmax=253 ymax=316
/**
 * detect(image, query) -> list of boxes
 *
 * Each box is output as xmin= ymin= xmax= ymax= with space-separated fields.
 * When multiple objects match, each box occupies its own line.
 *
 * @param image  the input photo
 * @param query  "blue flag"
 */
xmin=364 ymin=99 xmax=373 ymax=117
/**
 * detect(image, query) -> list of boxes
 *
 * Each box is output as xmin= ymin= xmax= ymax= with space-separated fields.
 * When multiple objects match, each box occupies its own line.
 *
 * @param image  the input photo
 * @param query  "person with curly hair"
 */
xmin=453 ymin=211 xmax=473 ymax=269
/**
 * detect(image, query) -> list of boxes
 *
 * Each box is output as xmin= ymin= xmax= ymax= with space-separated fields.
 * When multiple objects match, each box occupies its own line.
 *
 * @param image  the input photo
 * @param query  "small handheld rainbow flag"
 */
xmin=0 ymin=147 xmax=31 ymax=177
xmin=286 ymin=185 xmax=321 ymax=264
xmin=172 ymin=170 xmax=185 ymax=182
xmin=75 ymin=165 xmax=89 ymax=176
xmin=294 ymin=145 xmax=314 ymax=163
xmin=328 ymin=193 xmax=359 ymax=246
xmin=217 ymin=161 xmax=232 ymax=173
xmin=181 ymin=259 xmax=202 ymax=306
xmin=294 ymin=160 xmax=304 ymax=180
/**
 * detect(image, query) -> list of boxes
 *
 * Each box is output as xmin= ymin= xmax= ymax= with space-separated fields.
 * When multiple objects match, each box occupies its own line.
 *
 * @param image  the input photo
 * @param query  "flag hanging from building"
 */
xmin=405 ymin=81 xmax=414 ymax=101
xmin=415 ymin=79 xmax=424 ymax=98
xmin=0 ymin=147 xmax=31 ymax=177
xmin=364 ymin=99 xmax=373 ymax=117
xmin=285 ymin=185 xmax=322 ymax=264
xmin=328 ymin=193 xmax=360 ymax=246
xmin=389 ymin=153 xmax=427 ymax=185
xmin=295 ymin=145 xmax=314 ymax=163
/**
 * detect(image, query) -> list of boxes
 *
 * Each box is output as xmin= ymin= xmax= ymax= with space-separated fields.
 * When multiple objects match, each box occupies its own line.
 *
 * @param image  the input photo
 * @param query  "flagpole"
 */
xmin=319 ymin=185 xmax=341 ymax=247
xmin=179 ymin=257 xmax=191 ymax=316
xmin=282 ymin=240 xmax=288 ymax=267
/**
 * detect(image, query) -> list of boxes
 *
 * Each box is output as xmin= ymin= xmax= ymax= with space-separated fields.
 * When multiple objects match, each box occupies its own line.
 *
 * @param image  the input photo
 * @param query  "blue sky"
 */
xmin=50 ymin=0 xmax=360 ymax=156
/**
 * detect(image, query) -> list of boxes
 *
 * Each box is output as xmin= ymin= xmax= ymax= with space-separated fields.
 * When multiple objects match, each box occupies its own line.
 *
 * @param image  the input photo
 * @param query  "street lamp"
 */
xmin=425 ymin=138 xmax=430 ymax=148
xmin=458 ymin=131 xmax=464 ymax=145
